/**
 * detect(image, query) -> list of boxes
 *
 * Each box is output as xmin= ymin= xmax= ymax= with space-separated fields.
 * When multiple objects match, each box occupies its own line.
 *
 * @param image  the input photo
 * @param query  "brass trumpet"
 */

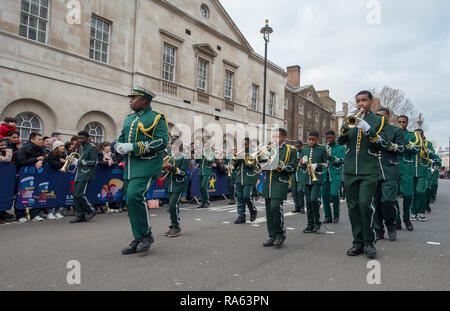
xmin=60 ymin=152 xmax=81 ymax=173
xmin=307 ymin=159 xmax=319 ymax=182
xmin=162 ymin=154 xmax=176 ymax=180
xmin=344 ymin=108 xmax=365 ymax=129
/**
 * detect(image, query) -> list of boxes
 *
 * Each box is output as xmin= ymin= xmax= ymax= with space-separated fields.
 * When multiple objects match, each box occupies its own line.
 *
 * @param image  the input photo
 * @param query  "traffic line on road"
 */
xmin=426 ymin=242 xmax=441 ymax=245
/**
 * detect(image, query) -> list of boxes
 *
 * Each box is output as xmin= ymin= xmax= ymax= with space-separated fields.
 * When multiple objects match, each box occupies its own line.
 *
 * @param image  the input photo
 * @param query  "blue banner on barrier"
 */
xmin=146 ymin=174 xmax=168 ymax=200
xmin=16 ymin=164 xmax=125 ymax=210
xmin=0 ymin=163 xmax=16 ymax=211
xmin=190 ymin=168 xmax=229 ymax=198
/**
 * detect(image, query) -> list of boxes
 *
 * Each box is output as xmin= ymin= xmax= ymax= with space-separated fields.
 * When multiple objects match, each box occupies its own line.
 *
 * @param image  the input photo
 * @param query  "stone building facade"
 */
xmin=284 ymin=66 xmax=337 ymax=144
xmin=0 ymin=0 xmax=286 ymax=145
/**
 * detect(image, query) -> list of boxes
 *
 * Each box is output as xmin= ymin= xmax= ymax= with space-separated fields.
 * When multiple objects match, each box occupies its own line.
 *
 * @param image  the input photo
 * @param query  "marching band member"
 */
xmin=321 ymin=131 xmax=345 ymax=224
xmin=197 ymin=141 xmax=215 ymax=209
xmin=372 ymin=108 xmax=407 ymax=241
xmin=233 ymin=138 xmax=258 ymax=224
xmin=116 ymin=86 xmax=169 ymax=255
xmin=292 ymin=140 xmax=306 ymax=214
xmin=224 ymin=148 xmax=237 ymax=205
xmin=430 ymin=155 xmax=442 ymax=204
xmin=423 ymin=137 xmax=438 ymax=213
xmin=338 ymin=90 xmax=389 ymax=259
xmin=163 ymin=141 xmax=189 ymax=238
xmin=261 ymin=128 xmax=297 ymax=248
xmin=297 ymin=131 xmax=328 ymax=233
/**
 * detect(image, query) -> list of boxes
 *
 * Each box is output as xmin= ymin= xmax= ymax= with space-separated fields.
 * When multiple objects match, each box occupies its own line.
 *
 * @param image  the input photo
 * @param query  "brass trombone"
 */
xmin=344 ymin=108 xmax=365 ymax=129
xmin=162 ymin=154 xmax=176 ymax=180
xmin=60 ymin=152 xmax=81 ymax=173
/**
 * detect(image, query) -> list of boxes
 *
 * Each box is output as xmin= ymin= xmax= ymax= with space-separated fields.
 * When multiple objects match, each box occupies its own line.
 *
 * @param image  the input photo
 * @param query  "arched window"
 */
xmin=16 ymin=112 xmax=42 ymax=143
xmin=84 ymin=122 xmax=104 ymax=143
xmin=200 ymin=4 xmax=210 ymax=19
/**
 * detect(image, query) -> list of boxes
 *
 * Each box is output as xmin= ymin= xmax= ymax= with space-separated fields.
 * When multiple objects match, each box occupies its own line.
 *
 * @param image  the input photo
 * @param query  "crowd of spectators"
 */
xmin=0 ymin=117 xmax=127 ymax=224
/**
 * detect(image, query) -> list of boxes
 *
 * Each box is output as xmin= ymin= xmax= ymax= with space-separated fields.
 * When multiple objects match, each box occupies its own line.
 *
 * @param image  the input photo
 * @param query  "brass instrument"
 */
xmin=250 ymin=143 xmax=283 ymax=169
xmin=162 ymin=154 xmax=176 ymax=180
xmin=344 ymin=108 xmax=365 ymax=129
xmin=60 ymin=152 xmax=81 ymax=173
xmin=307 ymin=159 xmax=319 ymax=182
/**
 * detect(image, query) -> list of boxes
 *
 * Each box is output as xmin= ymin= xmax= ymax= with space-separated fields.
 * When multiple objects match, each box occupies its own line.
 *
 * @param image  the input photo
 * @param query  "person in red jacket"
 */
xmin=0 ymin=117 xmax=18 ymax=138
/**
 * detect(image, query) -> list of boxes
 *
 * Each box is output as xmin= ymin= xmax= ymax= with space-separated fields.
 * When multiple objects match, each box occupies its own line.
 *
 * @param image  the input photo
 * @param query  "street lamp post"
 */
xmin=260 ymin=19 xmax=273 ymax=144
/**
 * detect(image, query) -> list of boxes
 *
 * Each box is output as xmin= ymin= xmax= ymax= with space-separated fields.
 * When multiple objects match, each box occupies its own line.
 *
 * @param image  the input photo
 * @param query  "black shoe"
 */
xmin=122 ymin=240 xmax=139 ymax=255
xmin=323 ymin=219 xmax=332 ymax=224
xmin=365 ymin=243 xmax=377 ymax=259
xmin=347 ymin=246 xmax=365 ymax=256
xmin=376 ymin=234 xmax=384 ymax=241
xmin=263 ymin=239 xmax=275 ymax=247
xmin=303 ymin=226 xmax=314 ymax=233
xmin=388 ymin=228 xmax=398 ymax=241
xmin=228 ymin=200 xmax=236 ymax=205
xmin=164 ymin=228 xmax=173 ymax=236
xmin=197 ymin=204 xmax=206 ymax=209
xmin=333 ymin=217 xmax=339 ymax=224
xmin=312 ymin=224 xmax=321 ymax=233
xmin=136 ymin=235 xmax=155 ymax=253
xmin=292 ymin=209 xmax=301 ymax=213
xmin=404 ymin=220 xmax=414 ymax=231
xmin=299 ymin=207 xmax=306 ymax=214
xmin=234 ymin=217 xmax=246 ymax=224
xmin=70 ymin=215 xmax=86 ymax=223
xmin=168 ymin=228 xmax=181 ymax=238
xmin=86 ymin=211 xmax=96 ymax=221
xmin=273 ymin=237 xmax=285 ymax=248
xmin=396 ymin=222 xmax=402 ymax=230
xmin=250 ymin=211 xmax=257 ymax=222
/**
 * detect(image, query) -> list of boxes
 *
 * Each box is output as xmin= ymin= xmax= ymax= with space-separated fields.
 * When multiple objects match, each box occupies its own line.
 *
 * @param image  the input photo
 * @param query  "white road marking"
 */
xmin=195 ymin=219 xmax=202 ymax=221
xmin=426 ymin=242 xmax=441 ymax=245
xmin=222 ymin=221 xmax=231 ymax=224
xmin=287 ymin=227 xmax=296 ymax=231
xmin=325 ymin=231 xmax=336 ymax=234
xmin=251 ymin=224 xmax=260 ymax=227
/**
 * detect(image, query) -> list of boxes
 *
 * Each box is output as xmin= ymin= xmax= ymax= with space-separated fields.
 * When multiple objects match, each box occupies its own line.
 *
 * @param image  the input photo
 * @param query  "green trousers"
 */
xmin=168 ymin=191 xmax=182 ymax=229
xmin=124 ymin=177 xmax=153 ymax=240
xmin=431 ymin=185 xmax=438 ymax=201
xmin=411 ymin=177 xmax=427 ymax=215
xmin=265 ymin=198 xmax=285 ymax=240
xmin=292 ymin=180 xmax=305 ymax=211
xmin=373 ymin=179 xmax=398 ymax=235
xmin=228 ymin=175 xmax=236 ymax=200
xmin=395 ymin=174 xmax=413 ymax=223
xmin=322 ymin=178 xmax=341 ymax=221
xmin=344 ymin=174 xmax=378 ymax=247
xmin=305 ymin=184 xmax=322 ymax=226
xmin=236 ymin=183 xmax=256 ymax=218
xmin=73 ymin=181 xmax=95 ymax=217
xmin=198 ymin=175 xmax=211 ymax=204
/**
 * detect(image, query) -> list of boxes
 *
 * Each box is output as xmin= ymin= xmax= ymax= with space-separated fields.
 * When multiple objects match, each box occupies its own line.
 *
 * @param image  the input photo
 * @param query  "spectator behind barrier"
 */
xmin=0 ymin=138 xmax=13 ymax=163
xmin=0 ymin=117 xmax=18 ymax=139
xmin=43 ymin=136 xmax=52 ymax=156
xmin=97 ymin=141 xmax=119 ymax=168
xmin=45 ymin=140 xmax=67 ymax=220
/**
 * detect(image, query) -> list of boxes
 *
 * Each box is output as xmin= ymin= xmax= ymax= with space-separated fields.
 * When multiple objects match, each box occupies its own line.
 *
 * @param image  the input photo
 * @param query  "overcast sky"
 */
xmin=221 ymin=0 xmax=450 ymax=149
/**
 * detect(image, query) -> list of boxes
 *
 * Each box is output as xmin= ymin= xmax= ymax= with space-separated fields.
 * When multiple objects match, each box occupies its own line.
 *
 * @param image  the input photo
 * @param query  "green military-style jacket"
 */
xmin=74 ymin=142 xmax=98 ymax=182
xmin=398 ymin=130 xmax=420 ymax=177
xmin=414 ymin=138 xmax=435 ymax=178
xmin=297 ymin=145 xmax=328 ymax=185
xmin=197 ymin=150 xmax=215 ymax=176
xmin=233 ymin=152 xmax=258 ymax=186
xmin=337 ymin=111 xmax=388 ymax=178
xmin=431 ymin=156 xmax=441 ymax=186
xmin=378 ymin=124 xmax=407 ymax=181
xmin=117 ymin=106 xmax=169 ymax=180
xmin=262 ymin=143 xmax=297 ymax=200
xmin=166 ymin=154 xmax=189 ymax=193
xmin=323 ymin=142 xmax=345 ymax=182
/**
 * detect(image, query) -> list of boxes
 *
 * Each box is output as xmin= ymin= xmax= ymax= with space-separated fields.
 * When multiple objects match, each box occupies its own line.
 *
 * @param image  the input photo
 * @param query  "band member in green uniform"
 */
xmin=322 ymin=131 xmax=345 ymax=224
xmin=338 ymin=90 xmax=389 ymax=259
xmin=430 ymin=156 xmax=441 ymax=203
xmin=292 ymin=140 xmax=306 ymax=214
xmin=373 ymin=108 xmax=407 ymax=241
xmin=163 ymin=141 xmax=189 ymax=238
xmin=410 ymin=129 xmax=432 ymax=222
xmin=394 ymin=115 xmax=419 ymax=231
xmin=225 ymin=148 xmax=237 ymax=205
xmin=423 ymin=138 xmax=437 ymax=214
xmin=297 ymin=131 xmax=328 ymax=233
xmin=70 ymin=131 xmax=98 ymax=224
xmin=262 ymin=128 xmax=297 ymax=248
xmin=197 ymin=141 xmax=215 ymax=209
xmin=233 ymin=138 xmax=258 ymax=224
xmin=116 ymin=86 xmax=169 ymax=255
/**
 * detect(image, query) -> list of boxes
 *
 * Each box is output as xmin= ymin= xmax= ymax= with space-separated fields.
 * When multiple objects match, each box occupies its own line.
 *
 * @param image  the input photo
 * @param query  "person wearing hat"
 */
xmin=70 ymin=131 xmax=98 ymax=223
xmin=115 ymin=86 xmax=169 ymax=255
xmin=46 ymin=140 xmax=67 ymax=219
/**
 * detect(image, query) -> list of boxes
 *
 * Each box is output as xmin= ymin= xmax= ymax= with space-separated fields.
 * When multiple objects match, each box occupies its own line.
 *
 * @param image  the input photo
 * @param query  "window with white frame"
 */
xmin=307 ymin=109 xmax=311 ymax=119
xmin=16 ymin=112 xmax=43 ymax=143
xmin=299 ymin=103 xmax=304 ymax=115
xmin=197 ymin=58 xmax=208 ymax=92
xmin=224 ymin=70 xmax=234 ymax=100
xmin=251 ymin=84 xmax=259 ymax=111
xmin=89 ymin=16 xmax=111 ymax=63
xmin=19 ymin=0 xmax=50 ymax=44
xmin=84 ymin=122 xmax=104 ymax=143
xmin=162 ymin=43 xmax=176 ymax=82
xmin=269 ymin=92 xmax=275 ymax=116
xmin=298 ymin=125 xmax=303 ymax=141
xmin=315 ymin=112 xmax=319 ymax=122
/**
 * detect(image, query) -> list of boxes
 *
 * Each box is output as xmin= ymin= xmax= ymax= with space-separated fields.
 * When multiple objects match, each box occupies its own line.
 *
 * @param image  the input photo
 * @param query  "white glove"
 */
xmin=346 ymin=107 xmax=359 ymax=117
xmin=302 ymin=155 xmax=308 ymax=164
xmin=116 ymin=143 xmax=133 ymax=155
xmin=72 ymin=159 xmax=79 ymax=167
xmin=311 ymin=163 xmax=318 ymax=170
xmin=356 ymin=118 xmax=371 ymax=132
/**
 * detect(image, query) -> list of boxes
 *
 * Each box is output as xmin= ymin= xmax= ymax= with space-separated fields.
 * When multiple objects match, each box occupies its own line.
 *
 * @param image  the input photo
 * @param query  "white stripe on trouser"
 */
xmin=143 ymin=178 xmax=153 ymax=233
xmin=280 ymin=201 xmax=285 ymax=234
xmin=82 ymin=182 xmax=95 ymax=212
xmin=176 ymin=193 xmax=182 ymax=224
xmin=369 ymin=200 xmax=376 ymax=241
